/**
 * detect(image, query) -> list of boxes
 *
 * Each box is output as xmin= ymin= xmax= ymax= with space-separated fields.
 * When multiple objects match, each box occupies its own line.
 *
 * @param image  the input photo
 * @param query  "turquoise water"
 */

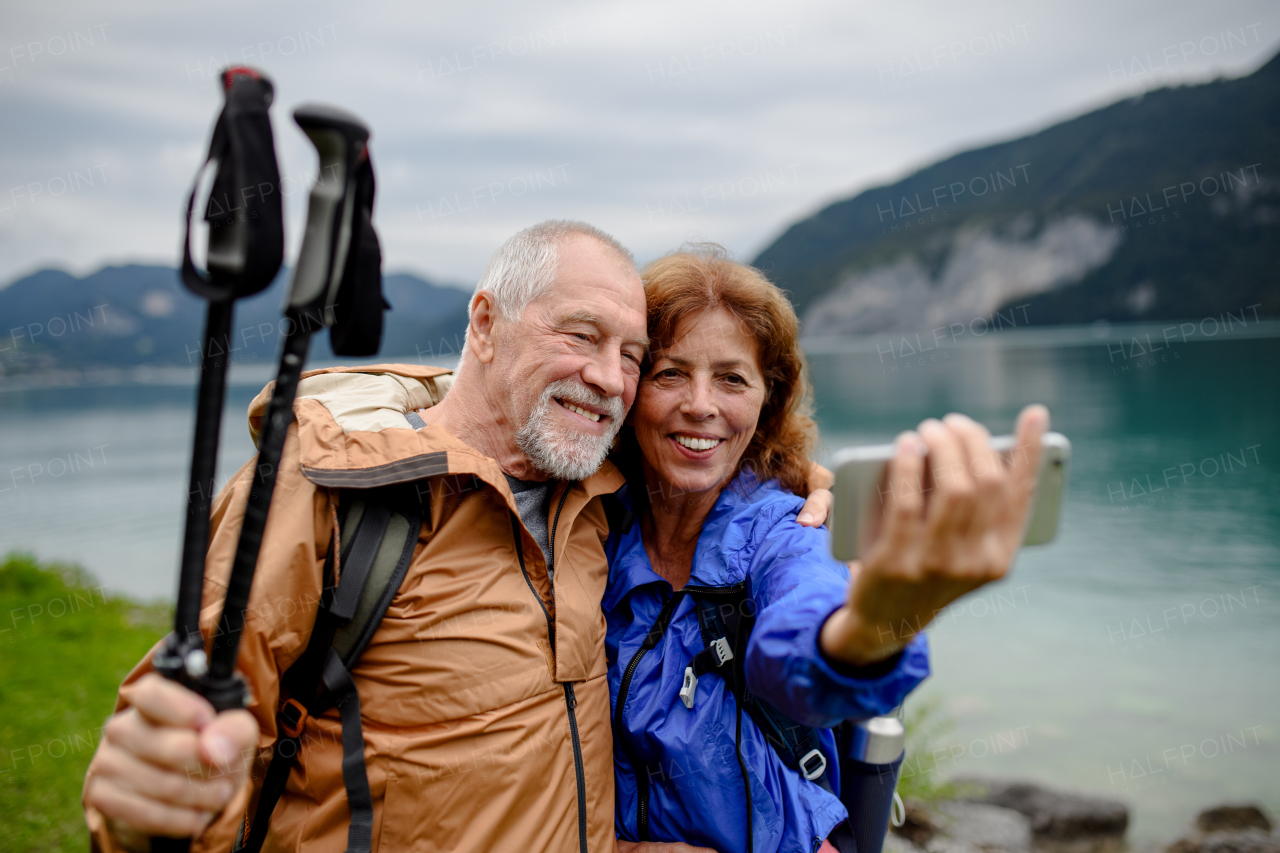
xmin=1 ymin=328 xmax=1277 ymax=838
xmin=806 ymin=324 xmax=1280 ymax=839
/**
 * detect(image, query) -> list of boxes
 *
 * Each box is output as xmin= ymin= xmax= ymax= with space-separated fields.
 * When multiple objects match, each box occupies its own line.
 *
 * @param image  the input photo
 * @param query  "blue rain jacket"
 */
xmin=604 ymin=473 xmax=930 ymax=853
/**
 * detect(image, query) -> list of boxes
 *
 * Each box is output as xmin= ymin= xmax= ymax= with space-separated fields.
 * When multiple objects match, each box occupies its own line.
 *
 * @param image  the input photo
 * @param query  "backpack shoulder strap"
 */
xmin=238 ymin=485 xmax=421 ymax=853
xmin=600 ymin=492 xmax=635 ymax=535
xmin=680 ymin=584 xmax=836 ymax=795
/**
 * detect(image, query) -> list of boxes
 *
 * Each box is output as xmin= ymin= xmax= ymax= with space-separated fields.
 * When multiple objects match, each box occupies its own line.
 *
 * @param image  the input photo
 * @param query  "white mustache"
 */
xmin=544 ymin=379 xmax=624 ymax=422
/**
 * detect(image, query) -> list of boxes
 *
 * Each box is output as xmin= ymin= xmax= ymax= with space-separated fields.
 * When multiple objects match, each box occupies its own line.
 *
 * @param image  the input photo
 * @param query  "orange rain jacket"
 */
xmin=85 ymin=364 xmax=621 ymax=853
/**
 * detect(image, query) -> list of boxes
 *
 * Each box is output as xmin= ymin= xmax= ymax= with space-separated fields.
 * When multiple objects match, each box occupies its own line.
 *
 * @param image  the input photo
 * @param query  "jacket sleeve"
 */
xmin=743 ymin=506 xmax=930 ymax=729
xmin=84 ymin=426 xmax=333 ymax=853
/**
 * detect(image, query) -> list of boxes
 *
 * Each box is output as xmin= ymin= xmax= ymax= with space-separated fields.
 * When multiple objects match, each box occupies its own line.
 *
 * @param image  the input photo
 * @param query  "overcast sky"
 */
xmin=1 ymin=0 xmax=1276 ymax=290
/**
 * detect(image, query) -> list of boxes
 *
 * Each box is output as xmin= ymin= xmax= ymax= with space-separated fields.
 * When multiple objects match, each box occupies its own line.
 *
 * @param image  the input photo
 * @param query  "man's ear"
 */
xmin=468 ymin=290 xmax=498 ymax=364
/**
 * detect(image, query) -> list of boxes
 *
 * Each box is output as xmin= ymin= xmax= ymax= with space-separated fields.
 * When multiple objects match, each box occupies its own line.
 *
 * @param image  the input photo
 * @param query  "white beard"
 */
xmin=516 ymin=379 xmax=625 ymax=480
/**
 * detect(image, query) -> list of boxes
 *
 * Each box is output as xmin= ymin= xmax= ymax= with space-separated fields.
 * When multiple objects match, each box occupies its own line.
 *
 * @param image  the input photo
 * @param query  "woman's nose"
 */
xmin=680 ymin=376 xmax=716 ymax=419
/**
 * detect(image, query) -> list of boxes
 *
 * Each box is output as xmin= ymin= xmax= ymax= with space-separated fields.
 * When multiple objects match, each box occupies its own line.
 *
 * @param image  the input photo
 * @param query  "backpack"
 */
xmin=235 ymin=482 xmax=422 ymax=853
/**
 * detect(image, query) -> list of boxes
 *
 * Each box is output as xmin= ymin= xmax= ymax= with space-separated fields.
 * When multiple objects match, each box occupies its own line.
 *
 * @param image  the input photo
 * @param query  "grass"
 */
xmin=0 ymin=551 xmax=169 ymax=852
xmin=897 ymin=692 xmax=964 ymax=803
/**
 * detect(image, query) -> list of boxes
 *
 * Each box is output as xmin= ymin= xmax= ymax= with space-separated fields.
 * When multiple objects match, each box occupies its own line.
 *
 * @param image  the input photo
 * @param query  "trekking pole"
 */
xmin=152 ymin=101 xmax=381 ymax=852
xmin=150 ymin=65 xmax=284 ymax=853
xmin=207 ymin=104 xmax=380 ymax=691
xmin=153 ymin=64 xmax=283 ymax=710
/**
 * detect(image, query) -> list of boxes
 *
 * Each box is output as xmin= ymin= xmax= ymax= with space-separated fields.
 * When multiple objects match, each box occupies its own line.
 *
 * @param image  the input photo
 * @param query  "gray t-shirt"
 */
xmin=505 ymin=474 xmax=553 ymax=576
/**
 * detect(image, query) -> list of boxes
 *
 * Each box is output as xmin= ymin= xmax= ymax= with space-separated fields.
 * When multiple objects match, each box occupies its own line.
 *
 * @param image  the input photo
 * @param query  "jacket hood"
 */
xmin=247 ymin=363 xmax=453 ymax=444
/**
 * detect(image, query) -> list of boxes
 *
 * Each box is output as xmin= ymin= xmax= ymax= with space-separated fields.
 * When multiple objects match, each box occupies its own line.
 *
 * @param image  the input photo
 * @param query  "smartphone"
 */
xmin=829 ymin=432 xmax=1071 ymax=561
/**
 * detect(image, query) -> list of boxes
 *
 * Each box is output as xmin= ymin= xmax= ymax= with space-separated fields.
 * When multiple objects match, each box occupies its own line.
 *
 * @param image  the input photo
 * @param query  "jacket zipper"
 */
xmin=613 ymin=589 xmax=686 ymax=841
xmin=563 ymin=681 xmax=588 ymax=853
xmin=547 ymin=487 xmax=588 ymax=853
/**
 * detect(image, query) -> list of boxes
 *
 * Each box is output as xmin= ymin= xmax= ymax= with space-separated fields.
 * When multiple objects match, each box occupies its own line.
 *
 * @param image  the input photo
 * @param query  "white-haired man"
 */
xmin=83 ymin=221 xmax=731 ymax=853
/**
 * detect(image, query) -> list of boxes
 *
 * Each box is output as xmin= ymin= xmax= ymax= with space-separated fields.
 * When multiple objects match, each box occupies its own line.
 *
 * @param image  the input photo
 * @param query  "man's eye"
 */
xmin=573 ymin=333 xmax=591 ymax=342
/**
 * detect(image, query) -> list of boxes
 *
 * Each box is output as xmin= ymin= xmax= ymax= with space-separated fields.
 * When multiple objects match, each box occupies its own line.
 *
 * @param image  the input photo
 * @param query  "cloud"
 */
xmin=1 ymin=0 xmax=1276 ymax=287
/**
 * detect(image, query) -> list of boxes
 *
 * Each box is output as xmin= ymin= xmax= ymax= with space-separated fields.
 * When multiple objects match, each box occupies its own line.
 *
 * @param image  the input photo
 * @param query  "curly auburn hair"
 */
xmin=624 ymin=244 xmax=817 ymax=497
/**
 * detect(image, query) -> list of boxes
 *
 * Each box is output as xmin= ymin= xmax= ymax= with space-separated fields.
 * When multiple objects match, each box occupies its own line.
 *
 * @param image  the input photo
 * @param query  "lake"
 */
xmin=1 ymin=323 xmax=1277 ymax=840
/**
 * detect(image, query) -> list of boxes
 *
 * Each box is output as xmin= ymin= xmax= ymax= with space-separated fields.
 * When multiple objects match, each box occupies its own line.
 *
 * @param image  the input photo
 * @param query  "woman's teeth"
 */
xmin=562 ymin=402 xmax=601 ymax=422
xmin=675 ymin=435 xmax=721 ymax=451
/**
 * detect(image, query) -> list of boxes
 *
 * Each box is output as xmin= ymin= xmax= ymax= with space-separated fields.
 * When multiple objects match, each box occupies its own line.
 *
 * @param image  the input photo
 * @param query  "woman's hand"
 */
xmin=820 ymin=405 xmax=1050 ymax=666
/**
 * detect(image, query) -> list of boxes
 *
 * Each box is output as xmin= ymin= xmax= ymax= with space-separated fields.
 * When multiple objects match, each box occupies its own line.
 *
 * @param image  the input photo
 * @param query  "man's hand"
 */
xmin=83 ymin=673 xmax=259 ymax=848
xmin=820 ymin=405 xmax=1049 ymax=665
xmin=797 ymin=461 xmax=834 ymax=527
xmin=618 ymin=841 xmax=718 ymax=853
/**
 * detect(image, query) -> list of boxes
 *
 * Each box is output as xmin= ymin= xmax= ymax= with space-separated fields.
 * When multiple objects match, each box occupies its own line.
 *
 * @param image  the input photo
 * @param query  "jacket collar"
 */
xmin=602 ymin=470 xmax=775 ymax=612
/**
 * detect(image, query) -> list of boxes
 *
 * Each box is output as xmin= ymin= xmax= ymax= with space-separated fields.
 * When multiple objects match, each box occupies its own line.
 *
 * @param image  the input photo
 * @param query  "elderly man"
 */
xmin=85 ymin=220 xmax=746 ymax=853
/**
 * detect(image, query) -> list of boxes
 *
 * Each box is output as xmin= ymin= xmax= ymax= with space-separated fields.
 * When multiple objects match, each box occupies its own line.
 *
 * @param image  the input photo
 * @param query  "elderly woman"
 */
xmin=608 ymin=248 xmax=1047 ymax=853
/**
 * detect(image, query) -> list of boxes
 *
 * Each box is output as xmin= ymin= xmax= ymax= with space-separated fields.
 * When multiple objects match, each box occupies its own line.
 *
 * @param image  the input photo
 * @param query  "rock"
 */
xmin=1198 ymin=807 xmax=1274 ymax=835
xmin=801 ymin=215 xmax=1122 ymax=336
xmin=930 ymin=801 xmax=1033 ymax=853
xmin=927 ymin=838 xmax=986 ymax=853
xmin=1196 ymin=831 xmax=1280 ymax=853
xmin=885 ymin=831 xmax=930 ymax=853
xmin=953 ymin=777 xmax=1127 ymax=853
xmin=1166 ymin=804 xmax=1276 ymax=853
xmin=895 ymin=798 xmax=941 ymax=847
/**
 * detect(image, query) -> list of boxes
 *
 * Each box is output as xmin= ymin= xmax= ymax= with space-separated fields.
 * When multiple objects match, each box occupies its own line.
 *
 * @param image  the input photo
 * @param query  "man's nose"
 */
xmin=581 ymin=344 xmax=626 ymax=401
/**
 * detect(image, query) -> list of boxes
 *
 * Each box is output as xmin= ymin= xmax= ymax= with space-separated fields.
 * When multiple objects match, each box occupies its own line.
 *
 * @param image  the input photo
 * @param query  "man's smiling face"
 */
xmin=489 ymin=234 xmax=648 ymax=480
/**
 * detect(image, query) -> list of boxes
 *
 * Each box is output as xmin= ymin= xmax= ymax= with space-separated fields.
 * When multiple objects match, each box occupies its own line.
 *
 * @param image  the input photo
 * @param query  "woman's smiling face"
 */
xmin=632 ymin=306 xmax=767 ymax=500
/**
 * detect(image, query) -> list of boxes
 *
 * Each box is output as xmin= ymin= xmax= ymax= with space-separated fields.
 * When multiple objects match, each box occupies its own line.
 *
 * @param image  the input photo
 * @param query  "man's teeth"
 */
xmin=675 ymin=435 xmax=721 ymax=451
xmin=562 ymin=401 xmax=601 ymax=422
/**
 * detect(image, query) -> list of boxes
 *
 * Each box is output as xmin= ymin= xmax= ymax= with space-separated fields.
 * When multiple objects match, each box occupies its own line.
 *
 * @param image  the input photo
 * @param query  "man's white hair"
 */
xmin=474 ymin=220 xmax=635 ymax=321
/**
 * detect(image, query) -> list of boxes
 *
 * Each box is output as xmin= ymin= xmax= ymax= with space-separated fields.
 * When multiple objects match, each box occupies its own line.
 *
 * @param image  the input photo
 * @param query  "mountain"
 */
xmin=753 ymin=51 xmax=1280 ymax=335
xmin=0 ymin=265 xmax=471 ymax=375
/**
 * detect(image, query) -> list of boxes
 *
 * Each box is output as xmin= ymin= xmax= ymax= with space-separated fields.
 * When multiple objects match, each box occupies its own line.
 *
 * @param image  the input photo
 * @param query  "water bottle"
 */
xmin=828 ymin=714 xmax=906 ymax=853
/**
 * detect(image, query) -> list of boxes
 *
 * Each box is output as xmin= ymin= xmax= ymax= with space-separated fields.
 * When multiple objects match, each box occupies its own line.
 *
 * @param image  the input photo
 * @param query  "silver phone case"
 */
xmin=830 ymin=432 xmax=1071 ymax=562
